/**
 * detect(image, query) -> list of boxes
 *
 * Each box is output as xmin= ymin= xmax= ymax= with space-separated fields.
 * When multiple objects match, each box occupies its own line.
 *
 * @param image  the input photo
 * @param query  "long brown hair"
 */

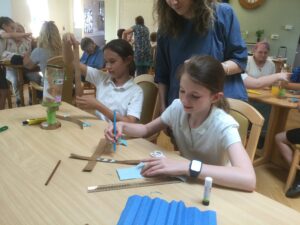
xmin=38 ymin=21 xmax=62 ymax=56
xmin=177 ymin=55 xmax=229 ymax=111
xmin=153 ymin=0 xmax=217 ymax=36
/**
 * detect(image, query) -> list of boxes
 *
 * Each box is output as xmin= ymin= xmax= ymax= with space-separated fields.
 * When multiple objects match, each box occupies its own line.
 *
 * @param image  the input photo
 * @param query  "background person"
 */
xmin=123 ymin=16 xmax=151 ymax=75
xmin=63 ymin=34 xmax=143 ymax=123
xmin=154 ymin=0 xmax=248 ymax=112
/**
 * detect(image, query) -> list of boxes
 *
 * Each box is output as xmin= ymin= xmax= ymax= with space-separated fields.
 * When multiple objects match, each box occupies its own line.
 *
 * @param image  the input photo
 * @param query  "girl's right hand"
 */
xmin=104 ymin=122 xmax=123 ymax=143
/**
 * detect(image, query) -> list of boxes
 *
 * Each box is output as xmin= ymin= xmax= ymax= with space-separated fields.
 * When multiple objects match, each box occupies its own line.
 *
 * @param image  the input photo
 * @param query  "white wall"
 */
xmin=104 ymin=0 xmax=156 ymax=42
xmin=0 ymin=0 xmax=12 ymax=17
xmin=9 ymin=0 xmax=72 ymax=36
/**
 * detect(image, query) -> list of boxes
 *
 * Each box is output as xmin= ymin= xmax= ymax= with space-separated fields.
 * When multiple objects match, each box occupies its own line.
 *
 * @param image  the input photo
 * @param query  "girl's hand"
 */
xmin=141 ymin=157 xmax=189 ymax=177
xmin=104 ymin=122 xmax=124 ymax=143
xmin=76 ymin=95 xmax=98 ymax=109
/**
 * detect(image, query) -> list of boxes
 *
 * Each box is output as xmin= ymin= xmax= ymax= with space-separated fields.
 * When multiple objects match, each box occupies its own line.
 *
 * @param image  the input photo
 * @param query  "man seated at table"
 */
xmin=80 ymin=37 xmax=104 ymax=70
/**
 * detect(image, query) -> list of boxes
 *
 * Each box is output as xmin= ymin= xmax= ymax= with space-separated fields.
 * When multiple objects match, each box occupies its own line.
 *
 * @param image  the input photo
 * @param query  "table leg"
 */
xmin=254 ymin=105 xmax=290 ymax=166
xmin=16 ymin=68 xmax=25 ymax=106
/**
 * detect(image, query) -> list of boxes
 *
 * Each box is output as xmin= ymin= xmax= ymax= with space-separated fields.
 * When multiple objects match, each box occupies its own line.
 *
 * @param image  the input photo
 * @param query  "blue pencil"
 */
xmin=113 ymin=110 xmax=117 ymax=152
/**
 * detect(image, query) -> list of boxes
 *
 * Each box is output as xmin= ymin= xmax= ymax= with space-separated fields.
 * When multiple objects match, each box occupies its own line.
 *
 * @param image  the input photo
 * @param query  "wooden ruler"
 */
xmin=87 ymin=178 xmax=182 ymax=193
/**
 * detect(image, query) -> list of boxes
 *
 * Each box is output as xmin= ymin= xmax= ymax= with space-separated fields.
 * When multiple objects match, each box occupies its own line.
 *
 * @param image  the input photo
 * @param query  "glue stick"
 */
xmin=202 ymin=177 xmax=213 ymax=206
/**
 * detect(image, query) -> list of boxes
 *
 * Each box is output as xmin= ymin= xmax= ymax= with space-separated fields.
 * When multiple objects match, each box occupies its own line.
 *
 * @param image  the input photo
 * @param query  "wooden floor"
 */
xmin=5 ymin=86 xmax=300 ymax=213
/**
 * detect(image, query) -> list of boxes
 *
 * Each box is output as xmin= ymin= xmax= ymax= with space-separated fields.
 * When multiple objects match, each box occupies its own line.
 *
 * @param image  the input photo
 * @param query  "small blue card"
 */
xmin=117 ymin=163 xmax=145 ymax=181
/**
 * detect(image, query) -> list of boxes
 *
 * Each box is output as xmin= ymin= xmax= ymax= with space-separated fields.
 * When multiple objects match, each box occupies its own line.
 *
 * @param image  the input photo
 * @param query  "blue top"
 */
xmin=80 ymin=45 xmax=104 ymax=69
xmin=155 ymin=3 xmax=248 ymax=106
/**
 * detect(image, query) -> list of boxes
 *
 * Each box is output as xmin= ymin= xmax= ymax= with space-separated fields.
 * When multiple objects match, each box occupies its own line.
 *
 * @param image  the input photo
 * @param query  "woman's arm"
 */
xmin=158 ymin=83 xmax=167 ymax=113
xmin=122 ymin=28 xmax=134 ymax=42
xmin=283 ymin=82 xmax=300 ymax=91
xmin=244 ymin=72 xmax=290 ymax=89
xmin=1 ymin=32 xmax=31 ymax=39
xmin=222 ymin=60 xmax=243 ymax=76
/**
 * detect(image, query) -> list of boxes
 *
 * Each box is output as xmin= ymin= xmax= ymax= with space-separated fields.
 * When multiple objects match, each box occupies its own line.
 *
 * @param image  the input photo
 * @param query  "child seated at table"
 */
xmin=5 ymin=23 xmax=32 ymax=106
xmin=63 ymin=33 xmax=143 ymax=123
xmin=105 ymin=55 xmax=256 ymax=192
xmin=0 ymin=17 xmax=31 ymax=108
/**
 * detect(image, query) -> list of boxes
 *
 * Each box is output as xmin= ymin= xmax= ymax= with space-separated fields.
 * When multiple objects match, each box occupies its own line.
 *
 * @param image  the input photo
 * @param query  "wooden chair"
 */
xmin=134 ymin=74 xmax=160 ymax=142
xmin=227 ymin=98 xmax=264 ymax=162
xmin=30 ymin=56 xmax=74 ymax=105
xmin=285 ymin=144 xmax=300 ymax=192
xmin=134 ymin=74 xmax=160 ymax=124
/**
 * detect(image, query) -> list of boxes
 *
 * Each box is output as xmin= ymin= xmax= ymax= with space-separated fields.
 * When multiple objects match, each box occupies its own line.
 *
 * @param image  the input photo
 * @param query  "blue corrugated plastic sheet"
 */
xmin=117 ymin=195 xmax=217 ymax=225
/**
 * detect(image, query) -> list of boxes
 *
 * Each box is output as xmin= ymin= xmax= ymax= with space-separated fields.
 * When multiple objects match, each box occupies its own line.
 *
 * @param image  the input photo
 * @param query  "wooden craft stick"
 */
xmin=82 ymin=139 xmax=110 ymax=172
xmin=45 ymin=160 xmax=61 ymax=186
xmin=69 ymin=153 xmax=140 ymax=165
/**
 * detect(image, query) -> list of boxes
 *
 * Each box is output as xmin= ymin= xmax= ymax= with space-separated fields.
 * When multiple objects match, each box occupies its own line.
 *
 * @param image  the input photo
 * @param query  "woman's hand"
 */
xmin=141 ymin=157 xmax=189 ymax=177
xmin=278 ymin=72 xmax=292 ymax=81
xmin=76 ymin=95 xmax=99 ymax=109
xmin=104 ymin=122 xmax=124 ymax=143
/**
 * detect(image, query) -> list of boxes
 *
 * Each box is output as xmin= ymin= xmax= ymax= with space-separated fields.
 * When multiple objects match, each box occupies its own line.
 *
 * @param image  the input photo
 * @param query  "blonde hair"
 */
xmin=38 ymin=21 xmax=62 ymax=56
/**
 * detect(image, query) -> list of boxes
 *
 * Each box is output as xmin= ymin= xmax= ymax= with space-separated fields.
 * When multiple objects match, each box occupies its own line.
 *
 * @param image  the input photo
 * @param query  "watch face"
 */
xmin=191 ymin=160 xmax=201 ymax=172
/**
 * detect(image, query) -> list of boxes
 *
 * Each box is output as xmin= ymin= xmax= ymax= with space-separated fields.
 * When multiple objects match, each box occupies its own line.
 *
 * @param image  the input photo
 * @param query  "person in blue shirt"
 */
xmin=154 ymin=0 xmax=248 ymax=111
xmin=80 ymin=37 xmax=104 ymax=69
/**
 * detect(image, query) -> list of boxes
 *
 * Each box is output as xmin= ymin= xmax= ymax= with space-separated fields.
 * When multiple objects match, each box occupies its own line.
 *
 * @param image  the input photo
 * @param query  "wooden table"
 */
xmin=0 ymin=60 xmax=39 ymax=106
xmin=1 ymin=103 xmax=300 ymax=225
xmin=248 ymin=89 xmax=299 ymax=167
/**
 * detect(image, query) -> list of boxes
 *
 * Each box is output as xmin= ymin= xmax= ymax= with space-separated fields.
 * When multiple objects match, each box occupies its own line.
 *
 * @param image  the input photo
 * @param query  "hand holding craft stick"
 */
xmin=45 ymin=160 xmax=61 ymax=186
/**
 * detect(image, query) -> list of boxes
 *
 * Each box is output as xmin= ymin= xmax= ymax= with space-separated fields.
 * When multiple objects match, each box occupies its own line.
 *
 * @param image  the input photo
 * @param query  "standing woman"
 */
xmin=154 ymin=0 xmax=248 ymax=111
xmin=123 ymin=16 xmax=151 ymax=75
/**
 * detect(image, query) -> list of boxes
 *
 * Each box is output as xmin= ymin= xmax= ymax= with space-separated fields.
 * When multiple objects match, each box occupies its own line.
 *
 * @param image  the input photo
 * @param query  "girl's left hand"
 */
xmin=141 ymin=157 xmax=189 ymax=177
xmin=76 ymin=95 xmax=98 ymax=109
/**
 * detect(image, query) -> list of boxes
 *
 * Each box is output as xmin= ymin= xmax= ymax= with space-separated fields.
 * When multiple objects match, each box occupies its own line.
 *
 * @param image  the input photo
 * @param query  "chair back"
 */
xmin=227 ymin=98 xmax=264 ymax=162
xmin=134 ymin=74 xmax=160 ymax=124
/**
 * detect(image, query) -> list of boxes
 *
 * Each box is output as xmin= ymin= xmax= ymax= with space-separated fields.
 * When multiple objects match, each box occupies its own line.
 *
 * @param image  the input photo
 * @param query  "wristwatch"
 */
xmin=189 ymin=160 xmax=202 ymax=178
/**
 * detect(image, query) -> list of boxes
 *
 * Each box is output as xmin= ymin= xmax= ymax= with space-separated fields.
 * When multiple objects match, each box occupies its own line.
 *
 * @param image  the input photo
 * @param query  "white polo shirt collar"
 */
xmin=105 ymin=76 xmax=134 ymax=90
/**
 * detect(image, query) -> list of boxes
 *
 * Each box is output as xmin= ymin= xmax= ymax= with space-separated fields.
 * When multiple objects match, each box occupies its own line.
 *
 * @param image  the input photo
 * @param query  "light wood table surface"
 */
xmin=1 ymin=103 xmax=300 ymax=225
xmin=248 ymin=89 xmax=299 ymax=167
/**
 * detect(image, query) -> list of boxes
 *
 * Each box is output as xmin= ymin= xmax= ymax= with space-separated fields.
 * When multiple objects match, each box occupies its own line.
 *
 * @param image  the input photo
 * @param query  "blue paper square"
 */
xmin=117 ymin=163 xmax=145 ymax=181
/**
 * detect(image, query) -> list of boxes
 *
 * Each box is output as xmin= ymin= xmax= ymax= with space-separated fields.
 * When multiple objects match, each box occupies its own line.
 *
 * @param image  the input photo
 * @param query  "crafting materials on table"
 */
xmin=87 ymin=177 xmax=182 ymax=193
xmin=82 ymin=138 xmax=110 ymax=172
xmin=247 ymin=89 xmax=261 ymax=95
xmin=0 ymin=125 xmax=8 ymax=133
xmin=117 ymin=195 xmax=217 ymax=225
xmin=56 ymin=114 xmax=90 ymax=129
xmin=22 ymin=117 xmax=46 ymax=125
xmin=45 ymin=160 xmax=61 ymax=186
xmin=69 ymin=153 xmax=140 ymax=165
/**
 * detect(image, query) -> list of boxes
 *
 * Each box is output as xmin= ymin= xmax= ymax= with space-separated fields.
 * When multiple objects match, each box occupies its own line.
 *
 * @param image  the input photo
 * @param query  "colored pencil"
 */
xmin=113 ymin=110 xmax=117 ymax=152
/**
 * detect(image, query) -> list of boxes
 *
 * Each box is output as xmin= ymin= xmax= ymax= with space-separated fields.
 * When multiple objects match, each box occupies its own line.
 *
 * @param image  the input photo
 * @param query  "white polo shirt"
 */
xmin=86 ymin=67 xmax=143 ymax=121
xmin=161 ymin=99 xmax=241 ymax=166
xmin=246 ymin=56 xmax=276 ymax=78
xmin=0 ymin=29 xmax=7 ymax=59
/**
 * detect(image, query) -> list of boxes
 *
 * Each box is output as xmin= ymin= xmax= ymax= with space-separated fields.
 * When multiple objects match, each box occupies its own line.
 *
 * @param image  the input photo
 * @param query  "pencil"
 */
xmin=113 ymin=110 xmax=117 ymax=152
xmin=45 ymin=160 xmax=61 ymax=186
